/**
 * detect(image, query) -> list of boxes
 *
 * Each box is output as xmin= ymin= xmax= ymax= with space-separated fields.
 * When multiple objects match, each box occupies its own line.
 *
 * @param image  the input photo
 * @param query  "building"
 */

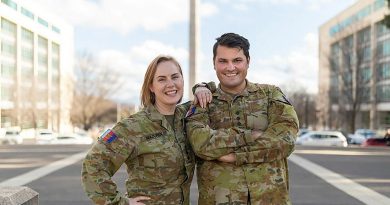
xmin=0 ymin=0 xmax=74 ymax=132
xmin=319 ymin=0 xmax=390 ymax=132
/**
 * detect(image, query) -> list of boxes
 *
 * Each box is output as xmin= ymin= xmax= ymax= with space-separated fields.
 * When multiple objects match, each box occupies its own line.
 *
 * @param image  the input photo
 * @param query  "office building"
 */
xmin=319 ymin=0 xmax=390 ymax=131
xmin=1 ymin=0 xmax=73 ymax=132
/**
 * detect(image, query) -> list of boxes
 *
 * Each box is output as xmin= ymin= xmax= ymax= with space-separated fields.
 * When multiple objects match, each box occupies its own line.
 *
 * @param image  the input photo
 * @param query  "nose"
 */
xmin=226 ymin=61 xmax=235 ymax=71
xmin=166 ymin=79 xmax=175 ymax=87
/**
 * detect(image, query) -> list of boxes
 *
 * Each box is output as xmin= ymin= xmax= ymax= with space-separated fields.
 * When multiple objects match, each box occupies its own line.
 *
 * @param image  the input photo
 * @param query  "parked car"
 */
xmin=50 ymin=133 xmax=93 ymax=145
xmin=298 ymin=128 xmax=310 ymax=137
xmin=296 ymin=131 xmax=348 ymax=147
xmin=35 ymin=129 xmax=57 ymax=144
xmin=349 ymin=129 xmax=376 ymax=144
xmin=361 ymin=137 xmax=390 ymax=147
xmin=0 ymin=129 xmax=23 ymax=145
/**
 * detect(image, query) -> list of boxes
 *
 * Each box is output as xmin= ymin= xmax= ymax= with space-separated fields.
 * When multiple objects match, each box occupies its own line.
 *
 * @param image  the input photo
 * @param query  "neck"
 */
xmin=154 ymin=102 xmax=176 ymax=115
xmin=220 ymin=81 xmax=247 ymax=95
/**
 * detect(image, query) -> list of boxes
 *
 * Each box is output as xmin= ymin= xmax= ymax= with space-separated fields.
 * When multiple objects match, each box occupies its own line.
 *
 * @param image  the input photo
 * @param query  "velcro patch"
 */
xmin=100 ymin=129 xmax=118 ymax=143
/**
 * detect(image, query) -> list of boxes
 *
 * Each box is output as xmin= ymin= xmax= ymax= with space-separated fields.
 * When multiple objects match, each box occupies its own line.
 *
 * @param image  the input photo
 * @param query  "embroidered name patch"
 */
xmin=100 ymin=129 xmax=118 ymax=143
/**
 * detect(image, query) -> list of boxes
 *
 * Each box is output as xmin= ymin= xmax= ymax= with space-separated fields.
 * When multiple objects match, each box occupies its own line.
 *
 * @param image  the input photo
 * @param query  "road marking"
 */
xmin=0 ymin=151 xmax=87 ymax=186
xmin=294 ymin=149 xmax=390 ymax=156
xmin=289 ymin=154 xmax=390 ymax=205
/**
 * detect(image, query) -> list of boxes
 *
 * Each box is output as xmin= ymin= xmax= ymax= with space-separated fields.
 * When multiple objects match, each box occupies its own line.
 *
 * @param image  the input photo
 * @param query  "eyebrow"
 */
xmin=156 ymin=72 xmax=180 ymax=78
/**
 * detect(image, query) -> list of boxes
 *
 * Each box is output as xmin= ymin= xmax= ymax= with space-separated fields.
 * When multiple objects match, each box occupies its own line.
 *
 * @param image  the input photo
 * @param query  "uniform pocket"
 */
xmin=246 ymin=111 xmax=268 ymax=130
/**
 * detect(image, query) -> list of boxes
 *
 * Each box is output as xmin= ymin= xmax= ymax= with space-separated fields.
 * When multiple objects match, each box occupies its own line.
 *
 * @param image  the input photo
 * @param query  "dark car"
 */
xmin=361 ymin=137 xmax=390 ymax=147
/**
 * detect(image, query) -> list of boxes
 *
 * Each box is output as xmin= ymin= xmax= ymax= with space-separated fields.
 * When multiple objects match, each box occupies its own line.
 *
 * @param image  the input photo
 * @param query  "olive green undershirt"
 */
xmin=164 ymin=115 xmax=175 ymax=129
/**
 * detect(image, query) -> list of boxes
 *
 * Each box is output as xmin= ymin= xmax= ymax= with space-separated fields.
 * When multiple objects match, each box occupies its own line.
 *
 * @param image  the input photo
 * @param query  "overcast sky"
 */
xmin=24 ymin=0 xmax=357 ymax=105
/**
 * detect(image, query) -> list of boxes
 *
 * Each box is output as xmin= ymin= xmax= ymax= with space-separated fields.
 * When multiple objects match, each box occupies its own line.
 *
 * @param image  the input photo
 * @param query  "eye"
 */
xmin=233 ymin=59 xmax=243 ymax=63
xmin=157 ymin=78 xmax=165 ymax=82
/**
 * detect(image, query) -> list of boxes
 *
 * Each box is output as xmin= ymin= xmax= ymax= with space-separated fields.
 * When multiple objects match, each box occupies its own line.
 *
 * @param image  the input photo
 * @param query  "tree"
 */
xmin=71 ymin=53 xmax=124 ymax=130
xmin=327 ymin=26 xmax=372 ymax=133
xmin=282 ymin=84 xmax=317 ymax=130
xmin=384 ymin=0 xmax=390 ymax=28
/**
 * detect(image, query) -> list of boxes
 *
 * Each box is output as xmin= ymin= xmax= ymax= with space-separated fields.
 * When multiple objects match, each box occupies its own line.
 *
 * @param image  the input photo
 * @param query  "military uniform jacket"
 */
xmin=186 ymin=81 xmax=299 ymax=205
xmin=82 ymin=103 xmax=195 ymax=205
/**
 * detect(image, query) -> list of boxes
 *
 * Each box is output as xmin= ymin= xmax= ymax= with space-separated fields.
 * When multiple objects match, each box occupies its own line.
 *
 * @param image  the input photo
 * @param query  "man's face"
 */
xmin=214 ymin=45 xmax=249 ymax=94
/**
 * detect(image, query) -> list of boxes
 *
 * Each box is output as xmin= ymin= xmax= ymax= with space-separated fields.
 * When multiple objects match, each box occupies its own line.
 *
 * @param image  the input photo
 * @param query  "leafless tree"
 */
xmin=282 ymin=85 xmax=317 ymax=130
xmin=71 ymin=53 xmax=124 ymax=130
xmin=328 ymin=25 xmax=373 ymax=133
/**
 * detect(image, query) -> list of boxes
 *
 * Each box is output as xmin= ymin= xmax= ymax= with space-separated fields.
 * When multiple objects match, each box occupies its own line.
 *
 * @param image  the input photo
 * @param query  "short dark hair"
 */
xmin=213 ymin=33 xmax=250 ymax=61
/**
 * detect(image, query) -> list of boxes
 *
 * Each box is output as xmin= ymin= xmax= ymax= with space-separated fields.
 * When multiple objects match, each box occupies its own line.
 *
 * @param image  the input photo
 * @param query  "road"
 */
xmin=1 ymin=144 xmax=390 ymax=205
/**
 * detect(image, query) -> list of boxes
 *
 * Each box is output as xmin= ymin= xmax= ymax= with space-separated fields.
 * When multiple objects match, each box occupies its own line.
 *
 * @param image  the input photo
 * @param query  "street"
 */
xmin=1 ymin=144 xmax=389 ymax=205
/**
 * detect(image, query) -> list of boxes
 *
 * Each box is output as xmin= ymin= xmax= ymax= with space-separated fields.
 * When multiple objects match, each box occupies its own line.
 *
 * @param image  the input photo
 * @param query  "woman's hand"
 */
xmin=128 ymin=196 xmax=151 ymax=205
xmin=218 ymin=153 xmax=236 ymax=163
xmin=193 ymin=86 xmax=212 ymax=108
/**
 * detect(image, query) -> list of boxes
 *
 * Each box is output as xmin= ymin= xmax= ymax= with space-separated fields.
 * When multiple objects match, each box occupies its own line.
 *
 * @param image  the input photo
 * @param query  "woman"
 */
xmin=82 ymin=55 xmax=209 ymax=205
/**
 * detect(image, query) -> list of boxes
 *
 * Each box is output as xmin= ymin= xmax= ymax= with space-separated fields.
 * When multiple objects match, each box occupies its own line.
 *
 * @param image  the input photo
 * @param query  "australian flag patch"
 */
xmin=100 ymin=129 xmax=117 ymax=143
xmin=185 ymin=105 xmax=196 ymax=117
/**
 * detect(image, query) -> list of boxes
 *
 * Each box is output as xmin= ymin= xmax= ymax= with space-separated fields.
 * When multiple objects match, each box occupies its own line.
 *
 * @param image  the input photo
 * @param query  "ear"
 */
xmin=149 ymin=84 xmax=154 ymax=93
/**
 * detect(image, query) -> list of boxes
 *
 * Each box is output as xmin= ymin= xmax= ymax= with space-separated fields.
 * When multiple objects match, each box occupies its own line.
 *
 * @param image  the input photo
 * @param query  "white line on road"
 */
xmin=0 ymin=151 xmax=88 ymax=186
xmin=289 ymin=154 xmax=390 ymax=205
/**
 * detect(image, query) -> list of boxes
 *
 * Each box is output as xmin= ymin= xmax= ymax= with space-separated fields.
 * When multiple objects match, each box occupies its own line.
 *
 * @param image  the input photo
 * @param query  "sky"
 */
xmin=24 ymin=0 xmax=358 ymax=105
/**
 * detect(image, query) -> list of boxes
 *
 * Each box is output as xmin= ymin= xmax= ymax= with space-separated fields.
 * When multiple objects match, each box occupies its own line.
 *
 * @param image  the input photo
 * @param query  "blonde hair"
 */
xmin=140 ymin=55 xmax=183 ymax=107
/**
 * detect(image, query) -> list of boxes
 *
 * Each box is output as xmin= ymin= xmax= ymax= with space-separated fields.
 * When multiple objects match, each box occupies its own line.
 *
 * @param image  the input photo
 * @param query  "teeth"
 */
xmin=225 ymin=73 xmax=237 ymax=77
xmin=166 ymin=91 xmax=177 ymax=95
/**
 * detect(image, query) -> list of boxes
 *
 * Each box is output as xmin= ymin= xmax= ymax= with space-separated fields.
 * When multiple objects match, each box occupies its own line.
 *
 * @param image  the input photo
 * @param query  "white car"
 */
xmin=296 ymin=131 xmax=348 ymax=147
xmin=35 ymin=129 xmax=57 ymax=144
xmin=0 ymin=130 xmax=23 ymax=145
xmin=349 ymin=129 xmax=376 ymax=144
xmin=50 ymin=133 xmax=93 ymax=145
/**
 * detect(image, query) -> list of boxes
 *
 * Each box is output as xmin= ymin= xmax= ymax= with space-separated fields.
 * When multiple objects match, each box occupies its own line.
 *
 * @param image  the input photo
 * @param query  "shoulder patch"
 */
xmin=185 ymin=105 xmax=197 ymax=117
xmin=99 ymin=129 xmax=118 ymax=143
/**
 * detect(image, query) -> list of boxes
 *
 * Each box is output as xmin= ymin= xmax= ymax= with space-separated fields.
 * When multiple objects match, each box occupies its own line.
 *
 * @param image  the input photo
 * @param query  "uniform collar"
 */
xmin=214 ymin=80 xmax=259 ymax=101
xmin=144 ymin=105 xmax=175 ymax=131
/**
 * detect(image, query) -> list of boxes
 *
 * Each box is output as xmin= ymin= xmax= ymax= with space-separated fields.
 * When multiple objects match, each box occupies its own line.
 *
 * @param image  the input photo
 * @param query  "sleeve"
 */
xmin=191 ymin=81 xmax=217 ymax=94
xmin=186 ymin=106 xmax=254 ymax=160
xmin=81 ymin=122 xmax=135 ymax=205
xmin=234 ymin=86 xmax=299 ymax=166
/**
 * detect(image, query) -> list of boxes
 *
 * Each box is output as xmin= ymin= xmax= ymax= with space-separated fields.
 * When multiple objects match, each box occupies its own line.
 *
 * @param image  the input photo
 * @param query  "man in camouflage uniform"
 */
xmin=186 ymin=33 xmax=299 ymax=205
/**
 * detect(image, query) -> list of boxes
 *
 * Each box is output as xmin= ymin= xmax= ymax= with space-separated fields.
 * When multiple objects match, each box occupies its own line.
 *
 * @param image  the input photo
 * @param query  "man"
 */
xmin=186 ymin=33 xmax=299 ymax=205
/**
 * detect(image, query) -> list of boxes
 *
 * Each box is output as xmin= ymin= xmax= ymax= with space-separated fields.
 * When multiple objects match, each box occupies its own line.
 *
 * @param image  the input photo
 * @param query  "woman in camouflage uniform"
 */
xmin=82 ymin=55 xmax=208 ymax=205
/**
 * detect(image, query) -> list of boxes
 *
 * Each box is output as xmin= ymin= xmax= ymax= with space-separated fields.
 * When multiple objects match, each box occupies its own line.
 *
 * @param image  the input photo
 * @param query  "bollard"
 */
xmin=0 ymin=186 xmax=38 ymax=205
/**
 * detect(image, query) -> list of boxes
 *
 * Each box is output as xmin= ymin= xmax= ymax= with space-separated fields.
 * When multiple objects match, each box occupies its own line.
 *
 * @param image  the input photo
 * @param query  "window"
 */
xmin=358 ymin=27 xmax=371 ymax=44
xmin=1 ymin=62 xmax=16 ymax=78
xmin=377 ymin=84 xmax=390 ymax=102
xmin=359 ymin=67 xmax=371 ymax=83
xmin=1 ymin=41 xmax=16 ymax=56
xmin=377 ymin=63 xmax=390 ymax=81
xmin=38 ymin=17 xmax=48 ymax=27
xmin=376 ymin=21 xmax=390 ymax=37
xmin=377 ymin=39 xmax=390 ymax=57
xmin=22 ymin=28 xmax=33 ymax=42
xmin=21 ymin=7 xmax=34 ymax=19
xmin=52 ymin=26 xmax=60 ymax=34
xmin=1 ymin=0 xmax=17 ymax=10
xmin=1 ymin=18 xmax=16 ymax=35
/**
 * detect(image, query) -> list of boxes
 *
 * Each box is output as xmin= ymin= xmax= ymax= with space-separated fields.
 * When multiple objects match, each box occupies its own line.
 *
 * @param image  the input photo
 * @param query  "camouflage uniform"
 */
xmin=82 ymin=103 xmax=195 ymax=205
xmin=186 ymin=81 xmax=299 ymax=205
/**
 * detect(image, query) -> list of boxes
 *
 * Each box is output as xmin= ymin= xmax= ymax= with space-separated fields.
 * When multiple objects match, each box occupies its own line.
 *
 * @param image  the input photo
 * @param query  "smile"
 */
xmin=165 ymin=90 xmax=178 ymax=95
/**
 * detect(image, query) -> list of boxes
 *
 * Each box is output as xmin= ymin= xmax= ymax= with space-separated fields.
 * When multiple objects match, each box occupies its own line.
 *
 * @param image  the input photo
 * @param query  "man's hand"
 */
xmin=218 ymin=153 xmax=236 ymax=163
xmin=251 ymin=130 xmax=264 ymax=142
xmin=193 ymin=86 xmax=212 ymax=108
xmin=128 ymin=196 xmax=151 ymax=205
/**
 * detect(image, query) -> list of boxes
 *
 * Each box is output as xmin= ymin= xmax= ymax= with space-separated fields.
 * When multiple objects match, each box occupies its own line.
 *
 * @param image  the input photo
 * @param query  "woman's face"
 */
xmin=150 ymin=60 xmax=184 ymax=109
